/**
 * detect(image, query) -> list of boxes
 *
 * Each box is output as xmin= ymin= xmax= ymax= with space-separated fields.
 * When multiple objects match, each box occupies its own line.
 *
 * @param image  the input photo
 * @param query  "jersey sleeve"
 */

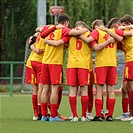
xmin=62 ymin=27 xmax=71 ymax=37
xmin=61 ymin=36 xmax=70 ymax=44
xmin=90 ymin=29 xmax=99 ymax=41
xmin=115 ymin=29 xmax=124 ymax=36
xmin=41 ymin=25 xmax=56 ymax=38
xmin=89 ymin=41 xmax=97 ymax=47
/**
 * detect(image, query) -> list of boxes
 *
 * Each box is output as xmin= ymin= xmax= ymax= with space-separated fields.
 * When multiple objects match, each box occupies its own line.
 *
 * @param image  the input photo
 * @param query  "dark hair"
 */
xmin=57 ymin=13 xmax=70 ymax=24
xmin=120 ymin=14 xmax=133 ymax=24
xmin=106 ymin=18 xmax=120 ymax=28
xmin=92 ymin=19 xmax=104 ymax=30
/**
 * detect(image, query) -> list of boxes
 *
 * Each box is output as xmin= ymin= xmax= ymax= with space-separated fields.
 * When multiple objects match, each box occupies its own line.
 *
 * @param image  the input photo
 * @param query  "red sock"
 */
xmin=88 ymin=85 xmax=93 ymax=113
xmin=41 ymin=103 xmax=48 ymax=117
xmin=95 ymin=99 xmax=103 ymax=117
xmin=81 ymin=96 xmax=89 ymax=117
xmin=129 ymin=90 xmax=133 ymax=115
xmin=107 ymin=98 xmax=116 ymax=116
xmin=37 ymin=104 xmax=41 ymax=115
xmin=122 ymin=98 xmax=129 ymax=113
xmin=50 ymin=104 xmax=58 ymax=118
xmin=32 ymin=95 xmax=38 ymax=116
xmin=128 ymin=92 xmax=131 ymax=113
xmin=58 ymin=86 xmax=62 ymax=109
xmin=69 ymin=96 xmax=78 ymax=117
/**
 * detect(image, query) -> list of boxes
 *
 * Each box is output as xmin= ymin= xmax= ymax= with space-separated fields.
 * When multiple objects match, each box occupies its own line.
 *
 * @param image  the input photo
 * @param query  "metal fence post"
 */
xmin=10 ymin=63 xmax=13 ymax=97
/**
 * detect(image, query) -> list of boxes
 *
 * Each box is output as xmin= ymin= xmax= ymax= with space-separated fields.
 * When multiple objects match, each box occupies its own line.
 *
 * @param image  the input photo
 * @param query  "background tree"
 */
xmin=1 ymin=0 xmax=133 ymax=77
xmin=1 ymin=0 xmax=37 ymax=76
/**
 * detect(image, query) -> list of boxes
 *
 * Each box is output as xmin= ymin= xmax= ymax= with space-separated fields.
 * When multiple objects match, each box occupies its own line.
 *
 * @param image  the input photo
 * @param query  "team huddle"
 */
xmin=25 ymin=13 xmax=133 ymax=122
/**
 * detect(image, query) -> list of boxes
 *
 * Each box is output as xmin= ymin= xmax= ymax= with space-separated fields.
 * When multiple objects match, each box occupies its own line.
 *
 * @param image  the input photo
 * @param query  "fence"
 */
xmin=0 ymin=61 xmax=25 ymax=96
xmin=0 ymin=61 xmax=125 ymax=97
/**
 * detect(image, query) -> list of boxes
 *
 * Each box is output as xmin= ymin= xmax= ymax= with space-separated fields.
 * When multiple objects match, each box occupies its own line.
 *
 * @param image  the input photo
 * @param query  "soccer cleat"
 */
xmin=58 ymin=113 xmax=68 ymax=120
xmin=71 ymin=117 xmax=78 ymax=122
xmin=91 ymin=116 xmax=102 ymax=121
xmin=41 ymin=116 xmax=49 ymax=122
xmin=106 ymin=116 xmax=113 ymax=121
xmin=131 ymin=120 xmax=133 ymax=124
xmin=49 ymin=116 xmax=64 ymax=122
xmin=121 ymin=115 xmax=133 ymax=121
xmin=33 ymin=116 xmax=38 ymax=121
xmin=86 ymin=113 xmax=93 ymax=120
xmin=37 ymin=114 xmax=42 ymax=120
xmin=81 ymin=116 xmax=87 ymax=122
xmin=115 ymin=113 xmax=129 ymax=120
xmin=68 ymin=113 xmax=73 ymax=120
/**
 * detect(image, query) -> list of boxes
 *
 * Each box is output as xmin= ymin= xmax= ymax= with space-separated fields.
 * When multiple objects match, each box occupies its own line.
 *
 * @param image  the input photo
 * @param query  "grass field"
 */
xmin=0 ymin=94 xmax=133 ymax=133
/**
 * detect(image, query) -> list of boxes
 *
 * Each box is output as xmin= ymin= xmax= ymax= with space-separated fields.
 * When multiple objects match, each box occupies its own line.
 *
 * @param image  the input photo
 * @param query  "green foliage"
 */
xmin=2 ymin=0 xmax=37 ymax=62
xmin=1 ymin=0 xmax=37 ymax=76
xmin=1 ymin=0 xmax=133 ymax=77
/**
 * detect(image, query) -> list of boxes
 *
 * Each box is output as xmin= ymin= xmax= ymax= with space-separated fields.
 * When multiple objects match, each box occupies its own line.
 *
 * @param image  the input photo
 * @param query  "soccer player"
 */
xmin=25 ymin=33 xmax=43 ymax=120
xmin=98 ymin=17 xmax=133 ymax=121
xmin=29 ymin=32 xmax=45 ymax=120
xmin=119 ymin=14 xmax=133 ymax=121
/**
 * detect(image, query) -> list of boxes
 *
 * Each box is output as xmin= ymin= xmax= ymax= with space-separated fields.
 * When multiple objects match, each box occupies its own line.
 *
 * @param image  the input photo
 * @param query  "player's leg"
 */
xmin=92 ymin=67 xmax=106 ymax=121
xmin=32 ymin=85 xmax=39 ymax=120
xmin=48 ymin=64 xmax=64 ymax=122
xmin=115 ymin=80 xmax=129 ymax=120
xmin=87 ymin=70 xmax=94 ymax=120
xmin=79 ymin=68 xmax=89 ymax=122
xmin=80 ymin=85 xmax=88 ymax=122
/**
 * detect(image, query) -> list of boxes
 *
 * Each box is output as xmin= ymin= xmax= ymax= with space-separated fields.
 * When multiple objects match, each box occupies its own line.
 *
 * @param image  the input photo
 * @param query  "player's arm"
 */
xmin=36 ymin=24 xmax=65 ymax=38
xmin=30 ymin=44 xmax=44 ymax=54
xmin=68 ymin=28 xmax=88 ymax=36
xmin=123 ymin=29 xmax=133 ymax=36
xmin=119 ymin=25 xmax=133 ymax=29
xmin=98 ymin=27 xmax=123 ymax=42
xmin=78 ymin=35 xmax=94 ymax=44
xmin=45 ymin=36 xmax=69 ymax=47
xmin=91 ymin=36 xmax=115 ymax=51
xmin=45 ymin=38 xmax=64 ymax=46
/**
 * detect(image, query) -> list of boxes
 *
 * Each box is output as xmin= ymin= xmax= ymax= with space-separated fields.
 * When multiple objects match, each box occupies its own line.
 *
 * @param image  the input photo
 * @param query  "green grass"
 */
xmin=0 ymin=94 xmax=133 ymax=133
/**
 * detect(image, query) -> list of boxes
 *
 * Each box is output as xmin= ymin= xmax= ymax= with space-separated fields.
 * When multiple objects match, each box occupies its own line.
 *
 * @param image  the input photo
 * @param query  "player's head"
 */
xmin=106 ymin=18 xmax=121 ymax=29
xmin=75 ymin=21 xmax=87 ymax=30
xmin=57 ymin=13 xmax=70 ymax=27
xmin=75 ymin=21 xmax=86 ymax=27
xmin=120 ymin=14 xmax=133 ymax=26
xmin=92 ymin=19 xmax=104 ymax=30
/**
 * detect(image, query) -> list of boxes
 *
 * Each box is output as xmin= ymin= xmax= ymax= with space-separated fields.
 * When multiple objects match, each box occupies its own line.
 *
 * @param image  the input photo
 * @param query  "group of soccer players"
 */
xmin=25 ymin=13 xmax=133 ymax=122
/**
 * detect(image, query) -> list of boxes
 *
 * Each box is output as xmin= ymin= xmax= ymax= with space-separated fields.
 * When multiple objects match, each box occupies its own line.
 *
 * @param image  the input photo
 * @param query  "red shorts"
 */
xmin=31 ymin=61 xmax=42 ymax=83
xmin=124 ymin=61 xmax=133 ymax=80
xmin=89 ymin=70 xmax=94 ymax=85
xmin=40 ymin=64 xmax=62 ymax=85
xmin=94 ymin=66 xmax=117 ymax=85
xmin=25 ymin=66 xmax=38 ymax=86
xmin=66 ymin=68 xmax=90 ymax=86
